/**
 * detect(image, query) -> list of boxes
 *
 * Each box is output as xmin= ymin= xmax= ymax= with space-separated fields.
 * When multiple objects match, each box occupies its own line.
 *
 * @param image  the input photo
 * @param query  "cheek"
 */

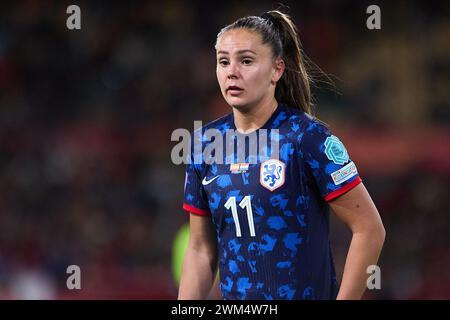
xmin=249 ymin=67 xmax=272 ymax=89
xmin=216 ymin=68 xmax=226 ymax=89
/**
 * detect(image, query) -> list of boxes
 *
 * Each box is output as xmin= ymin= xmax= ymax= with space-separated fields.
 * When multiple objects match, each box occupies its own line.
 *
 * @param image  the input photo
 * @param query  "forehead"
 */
xmin=216 ymin=28 xmax=268 ymax=55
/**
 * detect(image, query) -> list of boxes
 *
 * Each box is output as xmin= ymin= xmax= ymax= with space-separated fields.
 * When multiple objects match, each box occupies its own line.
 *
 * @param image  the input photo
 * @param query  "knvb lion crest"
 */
xmin=260 ymin=159 xmax=285 ymax=191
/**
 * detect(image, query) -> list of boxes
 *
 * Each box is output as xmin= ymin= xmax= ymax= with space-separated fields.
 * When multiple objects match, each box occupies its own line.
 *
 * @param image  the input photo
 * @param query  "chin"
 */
xmin=229 ymin=102 xmax=246 ymax=109
xmin=226 ymin=97 xmax=251 ymax=111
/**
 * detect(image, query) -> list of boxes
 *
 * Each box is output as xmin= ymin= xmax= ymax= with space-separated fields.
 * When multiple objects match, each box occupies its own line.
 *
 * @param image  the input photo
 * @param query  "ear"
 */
xmin=272 ymin=58 xmax=285 ymax=83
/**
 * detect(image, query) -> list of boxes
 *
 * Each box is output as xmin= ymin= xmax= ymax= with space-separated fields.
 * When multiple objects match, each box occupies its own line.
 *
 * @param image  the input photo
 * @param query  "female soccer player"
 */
xmin=178 ymin=10 xmax=385 ymax=300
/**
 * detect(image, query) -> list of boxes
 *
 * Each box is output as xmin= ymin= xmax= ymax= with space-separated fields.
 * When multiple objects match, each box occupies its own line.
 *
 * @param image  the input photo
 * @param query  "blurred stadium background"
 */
xmin=0 ymin=0 xmax=448 ymax=299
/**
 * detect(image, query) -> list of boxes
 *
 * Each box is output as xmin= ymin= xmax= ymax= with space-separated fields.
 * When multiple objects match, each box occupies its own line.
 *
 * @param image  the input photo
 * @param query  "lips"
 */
xmin=226 ymin=85 xmax=244 ymax=94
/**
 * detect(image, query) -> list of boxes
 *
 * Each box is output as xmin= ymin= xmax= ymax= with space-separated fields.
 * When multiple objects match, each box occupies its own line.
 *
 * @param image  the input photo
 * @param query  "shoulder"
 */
xmin=194 ymin=113 xmax=234 ymax=135
xmin=285 ymin=106 xmax=330 ymax=132
xmin=189 ymin=112 xmax=233 ymax=151
xmin=279 ymin=105 xmax=331 ymax=144
xmin=188 ymin=112 xmax=233 ymax=171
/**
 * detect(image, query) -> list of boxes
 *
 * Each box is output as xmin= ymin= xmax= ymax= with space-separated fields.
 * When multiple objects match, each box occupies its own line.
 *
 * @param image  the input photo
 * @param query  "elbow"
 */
xmin=371 ymin=221 xmax=386 ymax=248
xmin=377 ymin=224 xmax=386 ymax=247
xmin=354 ymin=220 xmax=386 ymax=248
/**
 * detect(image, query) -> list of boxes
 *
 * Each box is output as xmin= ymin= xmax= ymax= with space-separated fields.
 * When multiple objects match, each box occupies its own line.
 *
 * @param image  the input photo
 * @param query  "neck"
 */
xmin=233 ymin=97 xmax=278 ymax=134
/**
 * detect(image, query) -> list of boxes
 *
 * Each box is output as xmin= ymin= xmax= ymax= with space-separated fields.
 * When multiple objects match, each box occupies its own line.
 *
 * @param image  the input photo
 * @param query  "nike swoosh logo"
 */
xmin=202 ymin=176 xmax=220 ymax=186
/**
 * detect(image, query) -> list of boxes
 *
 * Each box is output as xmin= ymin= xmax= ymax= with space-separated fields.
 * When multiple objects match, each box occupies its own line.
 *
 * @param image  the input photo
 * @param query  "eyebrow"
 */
xmin=217 ymin=49 xmax=257 ymax=55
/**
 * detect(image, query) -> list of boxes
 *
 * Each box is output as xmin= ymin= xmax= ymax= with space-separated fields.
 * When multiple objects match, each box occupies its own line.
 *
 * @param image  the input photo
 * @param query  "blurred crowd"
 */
xmin=0 ymin=1 xmax=449 ymax=299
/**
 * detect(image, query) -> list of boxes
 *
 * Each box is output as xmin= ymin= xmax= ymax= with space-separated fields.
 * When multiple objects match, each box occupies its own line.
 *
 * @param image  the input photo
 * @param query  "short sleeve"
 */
xmin=300 ymin=119 xmax=362 ymax=202
xmin=182 ymin=149 xmax=211 ymax=216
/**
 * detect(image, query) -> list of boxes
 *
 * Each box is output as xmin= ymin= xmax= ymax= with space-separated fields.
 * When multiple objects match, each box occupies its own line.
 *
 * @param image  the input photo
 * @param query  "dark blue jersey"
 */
xmin=183 ymin=103 xmax=362 ymax=300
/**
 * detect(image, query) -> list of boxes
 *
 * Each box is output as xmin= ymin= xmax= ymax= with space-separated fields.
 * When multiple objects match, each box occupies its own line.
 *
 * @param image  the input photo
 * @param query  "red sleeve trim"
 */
xmin=183 ymin=203 xmax=211 ymax=216
xmin=324 ymin=177 xmax=363 ymax=202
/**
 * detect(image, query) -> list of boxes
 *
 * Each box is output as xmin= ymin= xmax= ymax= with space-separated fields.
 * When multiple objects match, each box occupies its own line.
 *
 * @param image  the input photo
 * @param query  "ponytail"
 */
xmin=266 ymin=11 xmax=312 ymax=115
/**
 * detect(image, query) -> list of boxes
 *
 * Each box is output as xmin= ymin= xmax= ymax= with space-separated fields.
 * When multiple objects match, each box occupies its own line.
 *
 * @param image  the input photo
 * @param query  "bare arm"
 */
xmin=329 ymin=183 xmax=386 ymax=300
xmin=178 ymin=213 xmax=218 ymax=300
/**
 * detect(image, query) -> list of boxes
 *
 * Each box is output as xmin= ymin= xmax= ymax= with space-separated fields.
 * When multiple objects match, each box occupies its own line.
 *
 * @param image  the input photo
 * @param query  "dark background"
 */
xmin=0 ymin=0 xmax=448 ymax=299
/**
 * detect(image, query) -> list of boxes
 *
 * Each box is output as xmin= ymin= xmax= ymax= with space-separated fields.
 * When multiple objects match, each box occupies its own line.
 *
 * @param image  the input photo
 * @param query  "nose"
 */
xmin=227 ymin=62 xmax=239 ymax=79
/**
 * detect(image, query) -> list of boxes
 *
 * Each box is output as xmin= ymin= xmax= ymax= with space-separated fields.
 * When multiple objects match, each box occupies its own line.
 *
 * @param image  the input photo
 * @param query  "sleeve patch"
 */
xmin=331 ymin=161 xmax=358 ymax=185
xmin=324 ymin=135 xmax=349 ymax=165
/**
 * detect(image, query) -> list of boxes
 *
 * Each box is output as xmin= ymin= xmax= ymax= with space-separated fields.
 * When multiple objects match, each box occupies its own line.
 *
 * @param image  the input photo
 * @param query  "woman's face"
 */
xmin=215 ymin=28 xmax=284 ymax=111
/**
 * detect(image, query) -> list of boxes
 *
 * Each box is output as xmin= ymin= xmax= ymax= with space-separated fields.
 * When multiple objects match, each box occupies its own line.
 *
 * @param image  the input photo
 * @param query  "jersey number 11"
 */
xmin=224 ymin=196 xmax=256 ymax=237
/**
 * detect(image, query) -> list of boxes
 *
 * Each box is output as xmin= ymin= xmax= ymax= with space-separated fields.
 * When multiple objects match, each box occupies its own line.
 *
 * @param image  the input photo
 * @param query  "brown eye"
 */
xmin=242 ymin=59 xmax=253 ymax=65
xmin=218 ymin=59 xmax=229 ymax=66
